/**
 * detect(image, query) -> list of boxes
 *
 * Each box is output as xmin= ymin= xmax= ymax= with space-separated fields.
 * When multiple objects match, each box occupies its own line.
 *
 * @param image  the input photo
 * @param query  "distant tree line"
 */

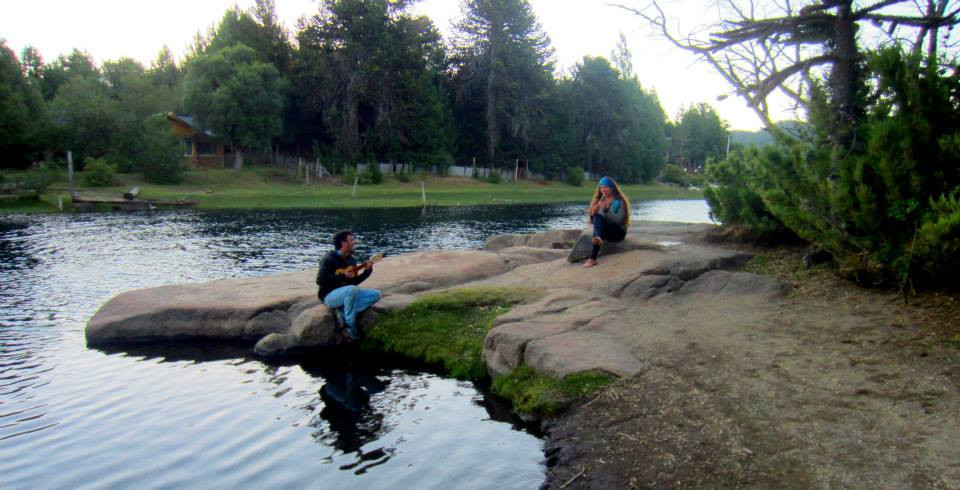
xmin=0 ymin=0 xmax=731 ymax=183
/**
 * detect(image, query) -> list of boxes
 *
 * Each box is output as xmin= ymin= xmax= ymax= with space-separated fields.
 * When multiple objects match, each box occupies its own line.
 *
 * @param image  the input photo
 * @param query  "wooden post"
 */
xmin=514 ymin=158 xmax=519 ymax=182
xmin=352 ymin=175 xmax=359 ymax=197
xmin=421 ymin=179 xmax=426 ymax=205
xmin=67 ymin=151 xmax=74 ymax=189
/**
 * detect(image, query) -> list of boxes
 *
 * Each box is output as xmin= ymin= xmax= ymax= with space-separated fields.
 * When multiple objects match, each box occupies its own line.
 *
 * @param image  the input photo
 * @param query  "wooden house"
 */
xmin=166 ymin=113 xmax=226 ymax=168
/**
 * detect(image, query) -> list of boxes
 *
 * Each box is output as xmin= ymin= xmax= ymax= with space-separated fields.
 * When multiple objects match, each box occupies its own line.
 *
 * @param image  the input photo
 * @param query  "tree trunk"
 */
xmin=829 ymin=0 xmax=859 ymax=149
xmin=234 ymin=147 xmax=244 ymax=169
xmin=485 ymin=40 xmax=499 ymax=168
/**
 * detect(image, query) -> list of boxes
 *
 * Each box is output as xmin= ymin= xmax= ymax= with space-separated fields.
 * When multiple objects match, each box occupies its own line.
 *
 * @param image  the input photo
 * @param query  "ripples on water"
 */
xmin=0 ymin=201 xmax=710 ymax=489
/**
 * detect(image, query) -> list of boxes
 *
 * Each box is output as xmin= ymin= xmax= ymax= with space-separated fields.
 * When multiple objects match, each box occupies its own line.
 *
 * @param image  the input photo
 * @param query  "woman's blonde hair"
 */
xmin=589 ymin=177 xmax=631 ymax=229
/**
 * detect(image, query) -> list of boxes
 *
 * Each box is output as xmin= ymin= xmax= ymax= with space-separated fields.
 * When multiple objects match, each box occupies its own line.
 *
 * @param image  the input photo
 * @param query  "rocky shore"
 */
xmin=86 ymin=222 xmax=960 ymax=488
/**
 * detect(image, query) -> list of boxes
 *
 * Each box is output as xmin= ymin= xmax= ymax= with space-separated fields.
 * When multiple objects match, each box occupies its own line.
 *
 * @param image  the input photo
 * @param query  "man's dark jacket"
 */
xmin=316 ymin=250 xmax=372 ymax=301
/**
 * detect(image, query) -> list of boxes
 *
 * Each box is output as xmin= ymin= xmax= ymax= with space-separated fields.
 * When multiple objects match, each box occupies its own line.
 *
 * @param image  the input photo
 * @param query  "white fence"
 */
xmin=250 ymin=149 xmax=602 ymax=183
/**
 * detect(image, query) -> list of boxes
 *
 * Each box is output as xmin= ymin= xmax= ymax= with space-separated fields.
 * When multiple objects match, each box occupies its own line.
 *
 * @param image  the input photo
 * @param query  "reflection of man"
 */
xmin=316 ymin=230 xmax=382 ymax=341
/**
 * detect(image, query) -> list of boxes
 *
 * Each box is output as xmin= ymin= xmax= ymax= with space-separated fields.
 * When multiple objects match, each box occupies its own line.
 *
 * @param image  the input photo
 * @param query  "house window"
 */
xmin=183 ymin=141 xmax=193 ymax=156
xmin=196 ymin=142 xmax=216 ymax=156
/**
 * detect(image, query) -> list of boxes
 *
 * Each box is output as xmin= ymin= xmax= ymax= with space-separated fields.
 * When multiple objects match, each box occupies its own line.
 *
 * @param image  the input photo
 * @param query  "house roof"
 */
xmin=166 ymin=113 xmax=217 ymax=138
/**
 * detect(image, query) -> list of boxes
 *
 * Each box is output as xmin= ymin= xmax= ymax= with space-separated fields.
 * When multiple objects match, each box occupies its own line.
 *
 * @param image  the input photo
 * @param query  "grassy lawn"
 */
xmin=2 ymin=166 xmax=704 ymax=213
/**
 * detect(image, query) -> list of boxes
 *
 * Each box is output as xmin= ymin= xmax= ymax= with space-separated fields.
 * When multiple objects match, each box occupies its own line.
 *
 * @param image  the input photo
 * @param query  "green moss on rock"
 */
xmin=492 ymin=364 xmax=613 ymax=417
xmin=363 ymin=287 xmax=544 ymax=379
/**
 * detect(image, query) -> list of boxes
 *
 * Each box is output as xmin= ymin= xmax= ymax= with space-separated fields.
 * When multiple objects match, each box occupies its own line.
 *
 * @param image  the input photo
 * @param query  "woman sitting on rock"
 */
xmin=584 ymin=176 xmax=630 ymax=268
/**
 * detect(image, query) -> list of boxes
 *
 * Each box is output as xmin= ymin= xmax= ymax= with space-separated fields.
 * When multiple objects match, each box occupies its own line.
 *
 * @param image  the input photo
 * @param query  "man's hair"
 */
xmin=332 ymin=229 xmax=354 ymax=250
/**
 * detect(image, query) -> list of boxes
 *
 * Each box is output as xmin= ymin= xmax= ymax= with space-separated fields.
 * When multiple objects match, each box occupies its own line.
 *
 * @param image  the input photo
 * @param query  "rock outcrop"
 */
xmin=86 ymin=247 xmax=568 ymax=355
xmin=86 ymin=222 xmax=786 ymax=381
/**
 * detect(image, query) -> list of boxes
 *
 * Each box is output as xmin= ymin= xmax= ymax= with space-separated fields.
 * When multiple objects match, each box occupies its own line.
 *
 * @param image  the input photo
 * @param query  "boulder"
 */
xmin=85 ymin=269 xmax=317 ymax=345
xmin=484 ymin=229 xmax=583 ymax=251
xmin=496 ymin=246 xmax=569 ymax=268
xmin=483 ymin=290 xmax=627 ymax=377
xmin=364 ymin=249 xmax=510 ymax=293
xmin=651 ymin=270 xmax=789 ymax=303
xmin=643 ymin=244 xmax=752 ymax=280
xmin=524 ymin=329 xmax=646 ymax=378
xmin=566 ymin=233 xmax=663 ymax=262
xmin=86 ymin=248 xmax=562 ymax=354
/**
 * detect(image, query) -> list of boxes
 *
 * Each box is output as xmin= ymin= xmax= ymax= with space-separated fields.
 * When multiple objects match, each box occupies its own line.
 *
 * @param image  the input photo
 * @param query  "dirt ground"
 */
xmin=540 ymin=245 xmax=960 ymax=489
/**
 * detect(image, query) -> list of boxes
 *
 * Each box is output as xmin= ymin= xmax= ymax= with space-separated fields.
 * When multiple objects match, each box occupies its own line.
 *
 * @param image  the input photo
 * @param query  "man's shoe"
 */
xmin=344 ymin=325 xmax=361 ymax=342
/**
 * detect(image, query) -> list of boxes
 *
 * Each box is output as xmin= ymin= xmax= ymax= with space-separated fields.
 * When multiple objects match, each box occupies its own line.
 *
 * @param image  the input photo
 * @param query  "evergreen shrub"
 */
xmin=363 ymin=163 xmax=384 ymax=184
xmin=564 ymin=166 xmax=584 ymax=186
xmin=140 ymin=115 xmax=184 ymax=184
xmin=659 ymin=164 xmax=689 ymax=186
xmin=721 ymin=47 xmax=960 ymax=287
xmin=703 ymin=148 xmax=789 ymax=240
xmin=81 ymin=158 xmax=118 ymax=187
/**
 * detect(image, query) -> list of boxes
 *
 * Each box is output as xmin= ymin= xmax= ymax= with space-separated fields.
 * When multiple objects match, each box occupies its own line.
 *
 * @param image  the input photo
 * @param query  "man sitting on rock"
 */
xmin=317 ymin=230 xmax=382 ymax=341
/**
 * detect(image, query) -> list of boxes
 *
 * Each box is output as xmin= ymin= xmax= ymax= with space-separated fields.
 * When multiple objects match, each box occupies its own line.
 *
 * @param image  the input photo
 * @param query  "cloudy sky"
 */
xmin=2 ymin=0 xmax=786 ymax=130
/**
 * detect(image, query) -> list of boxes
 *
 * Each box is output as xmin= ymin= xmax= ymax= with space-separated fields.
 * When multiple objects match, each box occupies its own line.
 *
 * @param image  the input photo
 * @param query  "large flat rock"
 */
xmin=86 ymin=224 xmax=786 ymax=385
xmin=86 ymin=248 xmax=550 ymax=353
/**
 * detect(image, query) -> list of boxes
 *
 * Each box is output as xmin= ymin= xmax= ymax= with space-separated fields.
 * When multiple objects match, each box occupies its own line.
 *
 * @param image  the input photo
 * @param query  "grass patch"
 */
xmin=946 ymin=334 xmax=960 ymax=350
xmin=362 ymin=286 xmax=613 ymax=417
xmin=362 ymin=287 xmax=544 ymax=379
xmin=2 ymin=166 xmax=704 ymax=213
xmin=491 ymin=364 xmax=614 ymax=417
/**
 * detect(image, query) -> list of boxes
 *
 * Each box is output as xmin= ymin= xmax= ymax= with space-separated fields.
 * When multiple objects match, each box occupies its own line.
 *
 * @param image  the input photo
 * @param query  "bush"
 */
xmin=659 ymin=164 xmax=689 ymax=186
xmin=342 ymin=166 xmax=358 ymax=185
xmin=703 ymin=148 xmax=789 ymax=239
xmin=81 ymin=158 xmax=118 ymax=187
xmin=486 ymin=170 xmax=503 ymax=184
xmin=140 ymin=115 xmax=184 ymax=184
xmin=5 ymin=167 xmax=57 ymax=194
xmin=395 ymin=171 xmax=411 ymax=183
xmin=564 ymin=166 xmax=584 ymax=186
xmin=363 ymin=162 xmax=384 ymax=184
xmin=742 ymin=47 xmax=960 ymax=287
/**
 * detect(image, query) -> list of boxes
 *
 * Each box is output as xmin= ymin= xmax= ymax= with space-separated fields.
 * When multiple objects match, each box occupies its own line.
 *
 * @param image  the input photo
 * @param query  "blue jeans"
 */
xmin=591 ymin=214 xmax=626 ymax=260
xmin=323 ymin=285 xmax=382 ymax=328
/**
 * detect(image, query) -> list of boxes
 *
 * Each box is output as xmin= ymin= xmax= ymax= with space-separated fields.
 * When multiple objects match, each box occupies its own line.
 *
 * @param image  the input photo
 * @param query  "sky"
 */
xmin=1 ymin=0 xmax=788 ymax=130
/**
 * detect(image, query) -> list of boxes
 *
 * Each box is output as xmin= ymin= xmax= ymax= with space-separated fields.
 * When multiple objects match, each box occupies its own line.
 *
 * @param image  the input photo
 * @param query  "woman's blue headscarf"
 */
xmin=599 ymin=176 xmax=614 ymax=188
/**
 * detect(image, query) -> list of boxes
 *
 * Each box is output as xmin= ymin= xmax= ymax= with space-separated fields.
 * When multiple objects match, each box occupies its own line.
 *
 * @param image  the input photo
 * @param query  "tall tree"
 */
xmin=295 ymin=0 xmax=452 ymax=163
xmin=48 ymin=76 xmax=115 ymax=164
xmin=451 ymin=0 xmax=555 ymax=167
xmin=569 ymin=56 xmax=667 ymax=182
xmin=674 ymin=103 xmax=729 ymax=171
xmin=147 ymin=46 xmax=181 ymax=89
xmin=0 ymin=41 xmax=45 ymax=168
xmin=182 ymin=44 xmax=287 ymax=168
xmin=38 ymin=49 xmax=98 ymax=101
xmin=194 ymin=1 xmax=294 ymax=75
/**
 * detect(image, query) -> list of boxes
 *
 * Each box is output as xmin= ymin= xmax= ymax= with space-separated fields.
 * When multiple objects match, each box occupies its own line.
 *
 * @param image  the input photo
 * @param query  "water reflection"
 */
xmin=315 ymin=368 xmax=388 ymax=457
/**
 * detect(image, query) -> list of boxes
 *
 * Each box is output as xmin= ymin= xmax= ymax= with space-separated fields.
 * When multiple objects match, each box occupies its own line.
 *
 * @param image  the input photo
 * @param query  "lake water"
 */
xmin=0 ymin=200 xmax=711 ymax=489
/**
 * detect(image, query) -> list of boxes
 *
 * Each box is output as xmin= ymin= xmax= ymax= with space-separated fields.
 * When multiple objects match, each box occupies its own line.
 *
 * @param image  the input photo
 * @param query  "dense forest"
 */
xmin=0 ymin=0 xmax=730 ymax=183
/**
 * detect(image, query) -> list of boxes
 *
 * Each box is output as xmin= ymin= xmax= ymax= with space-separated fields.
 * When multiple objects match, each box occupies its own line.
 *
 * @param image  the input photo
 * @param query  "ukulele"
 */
xmin=335 ymin=253 xmax=386 ymax=276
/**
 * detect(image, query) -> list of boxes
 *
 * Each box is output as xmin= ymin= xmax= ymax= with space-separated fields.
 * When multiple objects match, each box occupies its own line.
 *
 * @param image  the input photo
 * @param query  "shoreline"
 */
xmin=82 ymin=223 xmax=960 ymax=487
xmin=1 ymin=170 xmax=703 ymax=214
